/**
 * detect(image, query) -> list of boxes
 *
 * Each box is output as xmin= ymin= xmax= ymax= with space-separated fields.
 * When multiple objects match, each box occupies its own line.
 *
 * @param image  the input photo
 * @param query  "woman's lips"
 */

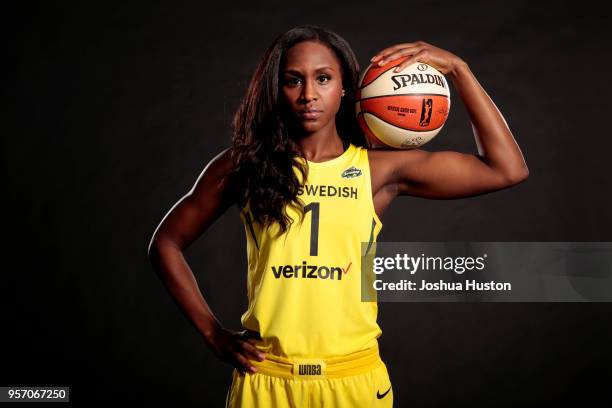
xmin=298 ymin=110 xmax=322 ymax=120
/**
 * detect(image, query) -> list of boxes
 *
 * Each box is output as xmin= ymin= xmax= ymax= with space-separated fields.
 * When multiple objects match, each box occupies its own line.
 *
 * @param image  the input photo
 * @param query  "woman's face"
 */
xmin=280 ymin=41 xmax=344 ymax=135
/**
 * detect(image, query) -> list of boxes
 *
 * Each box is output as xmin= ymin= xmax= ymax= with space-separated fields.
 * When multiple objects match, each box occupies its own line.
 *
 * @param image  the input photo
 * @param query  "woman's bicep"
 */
xmin=391 ymin=149 xmax=516 ymax=199
xmin=150 ymin=148 xmax=239 ymax=251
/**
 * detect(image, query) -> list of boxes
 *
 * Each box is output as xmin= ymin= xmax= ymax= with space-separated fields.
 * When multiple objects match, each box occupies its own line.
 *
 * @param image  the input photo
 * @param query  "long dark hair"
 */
xmin=230 ymin=25 xmax=369 ymax=235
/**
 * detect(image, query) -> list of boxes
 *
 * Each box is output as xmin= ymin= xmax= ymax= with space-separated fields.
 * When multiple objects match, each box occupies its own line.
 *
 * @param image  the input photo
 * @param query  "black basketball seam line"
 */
xmin=359 ymin=63 xmax=446 ymax=90
xmin=359 ymin=63 xmax=401 ymax=89
xmin=358 ymin=57 xmax=418 ymax=89
xmin=358 ymin=109 xmax=445 ymax=132
xmin=356 ymin=112 xmax=387 ymax=144
xmin=355 ymin=93 xmax=450 ymax=102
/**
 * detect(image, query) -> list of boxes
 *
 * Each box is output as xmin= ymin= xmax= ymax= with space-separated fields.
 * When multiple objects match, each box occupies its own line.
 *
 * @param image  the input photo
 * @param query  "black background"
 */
xmin=6 ymin=0 xmax=612 ymax=406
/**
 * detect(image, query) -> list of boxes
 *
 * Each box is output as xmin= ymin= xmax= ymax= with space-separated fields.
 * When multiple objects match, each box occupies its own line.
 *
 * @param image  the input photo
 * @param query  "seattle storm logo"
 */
xmin=341 ymin=166 xmax=362 ymax=178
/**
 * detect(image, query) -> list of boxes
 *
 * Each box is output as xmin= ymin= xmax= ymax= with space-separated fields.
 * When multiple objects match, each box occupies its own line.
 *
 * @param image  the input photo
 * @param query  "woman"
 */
xmin=147 ymin=25 xmax=528 ymax=407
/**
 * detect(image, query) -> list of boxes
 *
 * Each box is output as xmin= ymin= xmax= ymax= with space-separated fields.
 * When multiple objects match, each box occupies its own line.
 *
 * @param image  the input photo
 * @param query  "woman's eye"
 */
xmin=284 ymin=76 xmax=330 ymax=86
xmin=285 ymin=77 xmax=301 ymax=85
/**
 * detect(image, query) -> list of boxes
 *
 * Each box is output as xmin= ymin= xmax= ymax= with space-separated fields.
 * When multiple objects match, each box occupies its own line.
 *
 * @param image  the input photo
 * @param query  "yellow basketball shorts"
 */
xmin=225 ymin=344 xmax=393 ymax=407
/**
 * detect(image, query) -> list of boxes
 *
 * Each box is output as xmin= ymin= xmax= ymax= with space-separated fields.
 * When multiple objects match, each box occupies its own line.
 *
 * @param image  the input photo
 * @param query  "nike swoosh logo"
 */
xmin=377 ymin=386 xmax=391 ymax=399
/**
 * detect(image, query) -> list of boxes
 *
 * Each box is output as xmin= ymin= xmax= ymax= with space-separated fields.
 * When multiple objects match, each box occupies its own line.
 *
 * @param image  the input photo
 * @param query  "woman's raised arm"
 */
xmin=370 ymin=41 xmax=529 ymax=199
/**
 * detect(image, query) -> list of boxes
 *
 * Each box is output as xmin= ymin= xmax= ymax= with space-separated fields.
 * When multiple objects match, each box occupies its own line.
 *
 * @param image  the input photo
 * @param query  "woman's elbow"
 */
xmin=147 ymin=234 xmax=175 ymax=263
xmin=504 ymin=166 xmax=529 ymax=186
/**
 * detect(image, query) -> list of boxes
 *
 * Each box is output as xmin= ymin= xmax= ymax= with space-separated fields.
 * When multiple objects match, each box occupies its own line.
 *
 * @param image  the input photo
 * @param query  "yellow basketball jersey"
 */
xmin=238 ymin=143 xmax=383 ymax=358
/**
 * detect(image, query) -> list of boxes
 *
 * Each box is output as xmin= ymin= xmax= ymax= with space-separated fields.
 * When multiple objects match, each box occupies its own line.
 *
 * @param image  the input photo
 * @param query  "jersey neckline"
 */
xmin=300 ymin=143 xmax=356 ymax=169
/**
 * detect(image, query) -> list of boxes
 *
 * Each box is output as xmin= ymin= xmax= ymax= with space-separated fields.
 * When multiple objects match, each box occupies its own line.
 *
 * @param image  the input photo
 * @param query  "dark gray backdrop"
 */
xmin=6 ymin=0 xmax=612 ymax=406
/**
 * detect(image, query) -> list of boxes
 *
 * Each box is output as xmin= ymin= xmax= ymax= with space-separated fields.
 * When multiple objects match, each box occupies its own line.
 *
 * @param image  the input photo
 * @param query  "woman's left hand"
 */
xmin=370 ymin=41 xmax=465 ymax=76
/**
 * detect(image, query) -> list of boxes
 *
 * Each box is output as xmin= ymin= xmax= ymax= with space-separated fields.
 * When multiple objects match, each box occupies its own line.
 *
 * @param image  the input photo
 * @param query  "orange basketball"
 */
xmin=355 ymin=56 xmax=451 ymax=149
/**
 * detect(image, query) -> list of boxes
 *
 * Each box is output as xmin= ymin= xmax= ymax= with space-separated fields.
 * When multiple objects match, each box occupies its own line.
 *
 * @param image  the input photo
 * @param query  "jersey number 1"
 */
xmin=303 ymin=202 xmax=320 ymax=256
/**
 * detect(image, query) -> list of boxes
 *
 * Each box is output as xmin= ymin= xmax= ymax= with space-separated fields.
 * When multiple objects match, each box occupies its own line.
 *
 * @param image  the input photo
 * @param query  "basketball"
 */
xmin=355 ymin=57 xmax=451 ymax=149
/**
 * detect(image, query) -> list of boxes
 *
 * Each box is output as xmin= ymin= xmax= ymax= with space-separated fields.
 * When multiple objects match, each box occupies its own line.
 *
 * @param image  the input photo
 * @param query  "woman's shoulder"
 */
xmin=190 ymin=147 xmax=241 ymax=203
xmin=207 ymin=147 xmax=239 ymax=175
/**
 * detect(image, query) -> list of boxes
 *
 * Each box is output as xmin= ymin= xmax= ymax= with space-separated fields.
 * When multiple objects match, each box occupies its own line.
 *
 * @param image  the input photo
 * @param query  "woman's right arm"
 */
xmin=147 ymin=147 xmax=265 ymax=374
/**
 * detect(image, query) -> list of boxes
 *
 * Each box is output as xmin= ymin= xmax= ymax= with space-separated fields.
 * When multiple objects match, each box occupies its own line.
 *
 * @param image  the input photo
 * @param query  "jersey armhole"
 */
xmin=362 ymin=148 xmax=384 ymax=232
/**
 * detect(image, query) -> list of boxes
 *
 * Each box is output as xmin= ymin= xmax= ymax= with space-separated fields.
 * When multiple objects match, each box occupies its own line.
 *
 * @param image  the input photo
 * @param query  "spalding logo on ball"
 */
xmin=355 ymin=56 xmax=451 ymax=149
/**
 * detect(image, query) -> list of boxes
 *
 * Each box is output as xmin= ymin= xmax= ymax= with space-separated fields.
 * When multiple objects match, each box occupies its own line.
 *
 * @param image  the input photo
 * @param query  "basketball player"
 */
xmin=147 ymin=25 xmax=528 ymax=407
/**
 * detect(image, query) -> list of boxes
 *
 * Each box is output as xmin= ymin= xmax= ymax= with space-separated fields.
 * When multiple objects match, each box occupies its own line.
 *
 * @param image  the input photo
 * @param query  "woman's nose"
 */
xmin=301 ymin=79 xmax=318 ymax=102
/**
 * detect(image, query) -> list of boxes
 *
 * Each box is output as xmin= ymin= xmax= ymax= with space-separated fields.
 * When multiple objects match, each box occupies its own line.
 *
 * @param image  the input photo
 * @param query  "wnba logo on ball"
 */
xmin=420 ymin=99 xmax=433 ymax=127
